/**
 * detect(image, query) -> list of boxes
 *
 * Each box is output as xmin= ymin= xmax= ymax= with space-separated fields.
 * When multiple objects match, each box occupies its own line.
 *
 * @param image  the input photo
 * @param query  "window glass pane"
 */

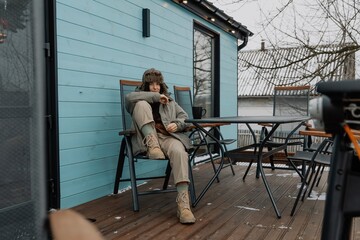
xmin=193 ymin=28 xmax=213 ymax=117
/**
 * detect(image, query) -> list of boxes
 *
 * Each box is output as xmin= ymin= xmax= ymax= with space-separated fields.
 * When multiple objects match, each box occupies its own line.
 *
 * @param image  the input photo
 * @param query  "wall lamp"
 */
xmin=142 ymin=8 xmax=150 ymax=37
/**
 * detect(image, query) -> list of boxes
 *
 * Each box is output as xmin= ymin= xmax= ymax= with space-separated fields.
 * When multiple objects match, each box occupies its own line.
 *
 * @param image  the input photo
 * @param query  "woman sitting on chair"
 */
xmin=125 ymin=68 xmax=196 ymax=224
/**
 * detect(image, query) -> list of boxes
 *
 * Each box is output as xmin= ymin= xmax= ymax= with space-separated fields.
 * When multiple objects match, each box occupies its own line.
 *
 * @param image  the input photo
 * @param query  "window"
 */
xmin=193 ymin=22 xmax=220 ymax=117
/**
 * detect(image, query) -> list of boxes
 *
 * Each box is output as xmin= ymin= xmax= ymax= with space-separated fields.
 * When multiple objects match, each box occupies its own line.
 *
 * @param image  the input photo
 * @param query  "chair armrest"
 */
xmin=119 ymin=129 xmax=136 ymax=136
xmin=299 ymin=130 xmax=332 ymax=138
xmin=301 ymin=127 xmax=360 ymax=138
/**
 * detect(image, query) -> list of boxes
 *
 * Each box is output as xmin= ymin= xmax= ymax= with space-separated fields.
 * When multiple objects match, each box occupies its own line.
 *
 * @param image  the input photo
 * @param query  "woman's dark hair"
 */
xmin=139 ymin=68 xmax=169 ymax=96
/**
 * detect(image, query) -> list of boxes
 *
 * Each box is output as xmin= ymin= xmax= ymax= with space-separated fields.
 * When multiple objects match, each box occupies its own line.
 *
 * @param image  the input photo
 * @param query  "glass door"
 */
xmin=193 ymin=22 xmax=220 ymax=156
xmin=193 ymin=22 xmax=220 ymax=118
xmin=0 ymin=0 xmax=48 ymax=238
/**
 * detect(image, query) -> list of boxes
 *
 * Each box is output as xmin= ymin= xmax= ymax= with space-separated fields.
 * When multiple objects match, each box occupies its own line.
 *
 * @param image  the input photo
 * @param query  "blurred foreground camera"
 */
xmin=309 ymin=80 xmax=360 ymax=133
xmin=314 ymin=80 xmax=360 ymax=240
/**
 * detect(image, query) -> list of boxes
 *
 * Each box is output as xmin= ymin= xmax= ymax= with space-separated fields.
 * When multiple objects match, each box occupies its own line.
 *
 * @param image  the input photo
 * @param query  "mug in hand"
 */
xmin=192 ymin=106 xmax=207 ymax=119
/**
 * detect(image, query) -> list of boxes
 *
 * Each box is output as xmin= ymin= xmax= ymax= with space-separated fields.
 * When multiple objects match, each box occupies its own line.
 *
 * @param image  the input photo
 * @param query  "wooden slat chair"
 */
xmin=173 ymin=85 xmax=235 ymax=179
xmin=113 ymin=80 xmax=195 ymax=211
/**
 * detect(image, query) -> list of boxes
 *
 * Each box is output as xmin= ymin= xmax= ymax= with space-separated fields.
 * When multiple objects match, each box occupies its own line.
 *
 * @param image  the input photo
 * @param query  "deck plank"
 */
xmin=72 ymin=162 xmax=360 ymax=240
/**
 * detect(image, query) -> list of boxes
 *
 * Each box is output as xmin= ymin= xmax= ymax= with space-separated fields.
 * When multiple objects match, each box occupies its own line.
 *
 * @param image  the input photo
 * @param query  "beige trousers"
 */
xmin=131 ymin=101 xmax=190 ymax=185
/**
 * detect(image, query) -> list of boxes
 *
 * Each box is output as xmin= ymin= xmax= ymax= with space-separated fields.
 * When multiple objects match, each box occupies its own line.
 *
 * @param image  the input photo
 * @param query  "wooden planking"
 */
xmin=217 ymin=172 xmax=298 ymax=239
xmin=61 ymin=183 xmax=115 ymax=209
xmin=58 ymin=69 xmax=121 ymax=88
xmin=218 ymin=33 xmax=238 ymax=150
xmin=59 ymin=131 xmax=119 ymax=150
xmin=58 ymin=102 xmax=120 ymax=117
xmin=71 ymin=163 xmax=360 ymax=240
xmin=57 ymin=52 xmax=192 ymax=86
xmin=60 ymin=142 xmax=119 ymax=165
xmin=57 ymin=40 xmax=191 ymax=77
xmin=61 ymin=170 xmax=115 ymax=197
xmin=220 ymin=42 xmax=239 ymax=72
xmin=61 ymin=156 xmax=117 ymax=181
xmin=57 ymin=53 xmax=143 ymax=77
xmin=58 ymin=0 xmax=192 ymax=46
xmin=57 ymin=36 xmax=191 ymax=74
xmin=61 ymin=159 xmax=169 ymax=208
xmin=57 ymin=33 xmax=191 ymax=69
xmin=57 ymin=1 xmax=141 ymax=38
xmin=59 ymin=117 xmax=121 ymax=134
xmin=58 ymin=86 xmax=119 ymax=103
xmin=61 ymin=156 xmax=168 ymax=192
xmin=56 ymin=3 xmax=192 ymax=59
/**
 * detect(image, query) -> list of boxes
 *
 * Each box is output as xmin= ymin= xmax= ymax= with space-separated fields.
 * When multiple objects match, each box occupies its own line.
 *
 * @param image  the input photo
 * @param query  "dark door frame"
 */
xmin=193 ymin=21 xmax=220 ymax=117
xmin=44 ymin=0 xmax=60 ymax=209
xmin=193 ymin=21 xmax=221 ymax=152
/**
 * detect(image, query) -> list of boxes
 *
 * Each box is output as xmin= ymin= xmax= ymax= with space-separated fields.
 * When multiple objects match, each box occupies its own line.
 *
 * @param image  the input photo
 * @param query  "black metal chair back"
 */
xmin=173 ymin=86 xmax=194 ymax=119
xmin=173 ymin=85 xmax=236 ymax=176
xmin=270 ymin=85 xmax=311 ymax=152
xmin=273 ymin=85 xmax=310 ymax=133
xmin=119 ymin=80 xmax=142 ymax=131
xmin=243 ymin=85 xmax=312 ymax=180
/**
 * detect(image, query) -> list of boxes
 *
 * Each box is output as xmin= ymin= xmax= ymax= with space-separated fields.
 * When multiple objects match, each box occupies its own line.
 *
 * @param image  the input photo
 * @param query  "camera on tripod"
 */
xmin=309 ymin=80 xmax=360 ymax=133
xmin=309 ymin=80 xmax=360 ymax=240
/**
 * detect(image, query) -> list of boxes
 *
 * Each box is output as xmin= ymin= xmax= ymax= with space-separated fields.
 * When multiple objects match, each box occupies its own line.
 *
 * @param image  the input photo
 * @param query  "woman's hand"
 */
xmin=159 ymin=94 xmax=169 ymax=105
xmin=166 ymin=123 xmax=178 ymax=133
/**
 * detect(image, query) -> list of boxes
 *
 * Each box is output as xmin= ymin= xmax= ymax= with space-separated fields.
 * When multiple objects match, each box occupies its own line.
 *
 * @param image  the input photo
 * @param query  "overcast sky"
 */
xmin=209 ymin=0 xmax=281 ymax=50
xmin=209 ymin=0 xmax=360 ymax=77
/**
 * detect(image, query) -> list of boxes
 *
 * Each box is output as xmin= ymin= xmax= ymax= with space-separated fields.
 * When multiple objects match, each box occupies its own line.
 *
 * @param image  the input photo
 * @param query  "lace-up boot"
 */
xmin=143 ymin=133 xmax=165 ymax=159
xmin=176 ymin=191 xmax=196 ymax=224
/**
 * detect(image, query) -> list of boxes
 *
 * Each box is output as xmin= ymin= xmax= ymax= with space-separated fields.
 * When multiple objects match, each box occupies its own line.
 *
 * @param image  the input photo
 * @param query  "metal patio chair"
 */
xmin=113 ymin=80 xmax=195 ymax=211
xmin=289 ymin=138 xmax=333 ymax=216
xmin=266 ymin=85 xmax=312 ymax=166
xmin=243 ymin=85 xmax=311 ymax=180
xmin=173 ymin=85 xmax=235 ymax=179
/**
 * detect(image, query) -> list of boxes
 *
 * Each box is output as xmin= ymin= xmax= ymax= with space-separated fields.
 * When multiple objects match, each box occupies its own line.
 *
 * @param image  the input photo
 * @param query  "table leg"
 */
xmin=257 ymin=123 xmax=282 ymax=218
xmin=243 ymin=124 xmax=259 ymax=180
xmin=191 ymin=123 xmax=225 ymax=207
xmin=192 ymin=157 xmax=224 ymax=206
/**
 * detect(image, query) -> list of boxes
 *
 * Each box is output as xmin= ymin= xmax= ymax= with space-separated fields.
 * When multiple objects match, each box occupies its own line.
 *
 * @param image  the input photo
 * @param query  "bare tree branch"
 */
xmin=222 ymin=0 xmax=360 ymax=84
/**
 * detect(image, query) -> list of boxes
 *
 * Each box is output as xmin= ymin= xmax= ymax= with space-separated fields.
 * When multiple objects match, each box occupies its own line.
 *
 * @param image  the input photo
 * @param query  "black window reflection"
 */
xmin=193 ymin=28 xmax=213 ymax=117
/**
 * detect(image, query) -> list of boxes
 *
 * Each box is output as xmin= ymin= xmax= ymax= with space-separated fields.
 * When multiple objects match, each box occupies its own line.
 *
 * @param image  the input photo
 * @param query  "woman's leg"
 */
xmin=131 ymin=101 xmax=153 ymax=130
xmin=158 ymin=134 xmax=189 ymax=184
xmin=158 ymin=134 xmax=196 ymax=224
xmin=132 ymin=101 xmax=165 ymax=159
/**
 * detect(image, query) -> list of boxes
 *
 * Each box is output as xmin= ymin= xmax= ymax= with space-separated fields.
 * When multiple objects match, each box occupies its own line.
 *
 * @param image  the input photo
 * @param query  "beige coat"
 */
xmin=125 ymin=91 xmax=193 ymax=155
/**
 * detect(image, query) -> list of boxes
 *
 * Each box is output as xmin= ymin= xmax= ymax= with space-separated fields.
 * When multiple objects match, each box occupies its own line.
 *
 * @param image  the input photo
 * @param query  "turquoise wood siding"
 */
xmin=56 ymin=0 xmax=239 ymax=208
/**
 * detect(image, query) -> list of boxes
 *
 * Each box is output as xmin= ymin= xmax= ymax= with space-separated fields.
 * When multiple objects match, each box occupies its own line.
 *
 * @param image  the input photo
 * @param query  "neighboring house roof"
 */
xmin=238 ymin=43 xmax=356 ymax=97
xmin=172 ymin=0 xmax=253 ymax=41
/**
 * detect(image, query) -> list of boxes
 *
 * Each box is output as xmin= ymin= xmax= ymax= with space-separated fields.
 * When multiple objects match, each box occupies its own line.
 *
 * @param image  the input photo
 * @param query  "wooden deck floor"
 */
xmin=72 ymin=162 xmax=360 ymax=240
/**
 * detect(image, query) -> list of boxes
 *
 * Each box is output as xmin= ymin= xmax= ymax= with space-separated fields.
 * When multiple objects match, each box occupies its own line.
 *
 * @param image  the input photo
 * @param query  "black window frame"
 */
xmin=193 ymin=21 xmax=220 ymax=117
